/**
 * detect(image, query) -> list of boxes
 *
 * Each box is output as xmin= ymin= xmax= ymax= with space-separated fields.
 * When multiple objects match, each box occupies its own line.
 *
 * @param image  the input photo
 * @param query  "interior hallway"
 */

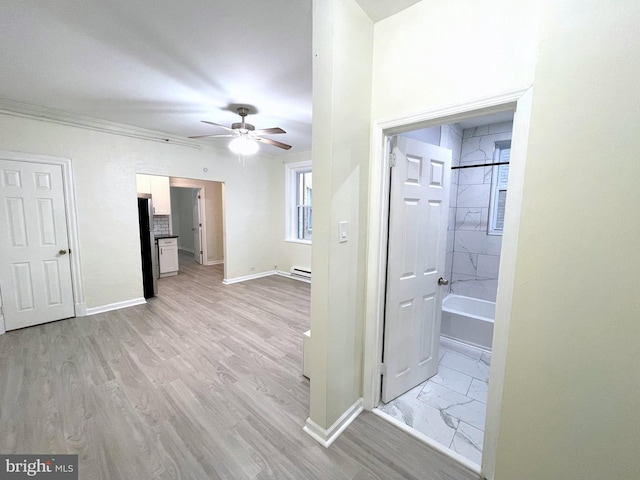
xmin=0 ymin=251 xmax=477 ymax=479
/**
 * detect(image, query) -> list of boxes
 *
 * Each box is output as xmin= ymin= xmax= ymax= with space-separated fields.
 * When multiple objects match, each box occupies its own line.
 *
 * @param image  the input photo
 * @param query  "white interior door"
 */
xmin=192 ymin=189 xmax=203 ymax=264
xmin=0 ymin=159 xmax=75 ymax=330
xmin=381 ymin=136 xmax=451 ymax=403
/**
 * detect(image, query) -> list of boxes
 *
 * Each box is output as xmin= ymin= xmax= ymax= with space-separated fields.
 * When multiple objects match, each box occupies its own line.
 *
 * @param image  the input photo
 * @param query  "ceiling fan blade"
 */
xmin=201 ymin=120 xmax=235 ymax=132
xmin=189 ymin=133 xmax=235 ymax=139
xmin=254 ymin=136 xmax=292 ymax=150
xmin=253 ymin=127 xmax=286 ymax=136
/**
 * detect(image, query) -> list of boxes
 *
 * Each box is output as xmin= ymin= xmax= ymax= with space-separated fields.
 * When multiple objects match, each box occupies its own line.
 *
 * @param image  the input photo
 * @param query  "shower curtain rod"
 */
xmin=451 ymin=161 xmax=510 ymax=170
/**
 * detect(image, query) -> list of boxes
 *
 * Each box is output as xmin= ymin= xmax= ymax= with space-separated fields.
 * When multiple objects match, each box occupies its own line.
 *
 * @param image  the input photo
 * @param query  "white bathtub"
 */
xmin=441 ymin=294 xmax=495 ymax=351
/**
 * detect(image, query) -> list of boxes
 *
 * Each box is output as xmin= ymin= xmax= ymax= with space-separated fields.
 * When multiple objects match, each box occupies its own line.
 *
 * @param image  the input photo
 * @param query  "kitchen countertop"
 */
xmin=155 ymin=235 xmax=179 ymax=241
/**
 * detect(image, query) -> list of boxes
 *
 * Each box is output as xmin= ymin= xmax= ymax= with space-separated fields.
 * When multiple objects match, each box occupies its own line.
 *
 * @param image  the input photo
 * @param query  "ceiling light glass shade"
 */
xmin=229 ymin=136 xmax=259 ymax=155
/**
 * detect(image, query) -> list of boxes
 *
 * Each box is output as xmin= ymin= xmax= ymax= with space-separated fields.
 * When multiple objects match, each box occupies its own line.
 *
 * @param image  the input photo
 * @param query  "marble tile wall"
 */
xmin=449 ymin=121 xmax=512 ymax=302
xmin=460 ymin=121 xmax=513 ymax=166
xmin=440 ymin=124 xmax=463 ymax=293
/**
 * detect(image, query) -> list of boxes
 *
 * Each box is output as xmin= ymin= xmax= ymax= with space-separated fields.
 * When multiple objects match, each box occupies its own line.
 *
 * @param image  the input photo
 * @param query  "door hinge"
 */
xmin=199 ymin=223 xmax=202 ymax=227
xmin=380 ymin=363 xmax=388 ymax=376
xmin=389 ymin=152 xmax=396 ymax=168
xmin=198 ymin=195 xmax=201 ymax=199
xmin=200 ymin=250 xmax=203 ymax=254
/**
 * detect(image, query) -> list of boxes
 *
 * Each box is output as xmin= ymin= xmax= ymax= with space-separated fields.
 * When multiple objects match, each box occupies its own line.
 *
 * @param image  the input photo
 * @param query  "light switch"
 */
xmin=339 ymin=221 xmax=348 ymax=243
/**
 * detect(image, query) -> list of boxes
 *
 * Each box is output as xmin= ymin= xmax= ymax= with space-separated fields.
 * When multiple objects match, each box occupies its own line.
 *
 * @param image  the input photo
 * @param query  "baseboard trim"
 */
xmin=276 ymin=270 xmax=311 ymax=284
xmin=224 ymin=270 xmax=312 ymax=285
xmin=75 ymin=302 xmax=87 ymax=317
xmin=223 ymin=270 xmax=276 ymax=285
xmin=85 ymin=298 xmax=146 ymax=316
xmin=207 ymin=259 xmax=224 ymax=266
xmin=304 ymin=398 xmax=363 ymax=448
xmin=372 ymin=408 xmax=481 ymax=475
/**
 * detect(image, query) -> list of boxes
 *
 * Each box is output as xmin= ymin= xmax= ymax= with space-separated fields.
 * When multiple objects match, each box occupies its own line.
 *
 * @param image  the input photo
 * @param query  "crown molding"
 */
xmin=0 ymin=98 xmax=202 ymax=149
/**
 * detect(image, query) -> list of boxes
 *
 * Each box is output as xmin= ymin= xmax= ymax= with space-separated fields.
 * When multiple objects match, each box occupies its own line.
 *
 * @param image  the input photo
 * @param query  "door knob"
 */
xmin=438 ymin=277 xmax=449 ymax=285
xmin=59 ymin=249 xmax=67 ymax=255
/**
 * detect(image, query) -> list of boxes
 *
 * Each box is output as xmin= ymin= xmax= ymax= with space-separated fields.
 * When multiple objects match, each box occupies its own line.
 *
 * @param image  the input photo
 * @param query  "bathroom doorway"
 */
xmin=380 ymin=114 xmax=513 ymax=465
xmin=363 ymin=89 xmax=533 ymax=473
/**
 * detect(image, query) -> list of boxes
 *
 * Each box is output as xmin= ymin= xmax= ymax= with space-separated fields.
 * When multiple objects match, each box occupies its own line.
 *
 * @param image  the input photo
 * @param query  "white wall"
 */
xmin=0 ymin=113 xmax=280 ymax=309
xmin=493 ymin=2 xmax=640 ymax=479
xmin=309 ymin=0 xmax=373 ymax=430
xmin=371 ymin=0 xmax=540 ymax=120
xmin=401 ymin=125 xmax=441 ymax=145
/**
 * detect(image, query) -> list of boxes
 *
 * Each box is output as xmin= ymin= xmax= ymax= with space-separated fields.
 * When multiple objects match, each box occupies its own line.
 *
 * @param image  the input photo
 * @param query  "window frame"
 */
xmin=285 ymin=160 xmax=312 ymax=244
xmin=488 ymin=141 xmax=511 ymax=236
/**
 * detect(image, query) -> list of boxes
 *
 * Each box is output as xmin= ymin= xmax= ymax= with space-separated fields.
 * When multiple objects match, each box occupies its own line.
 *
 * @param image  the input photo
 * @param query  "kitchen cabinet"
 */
xmin=149 ymin=176 xmax=171 ymax=215
xmin=136 ymin=174 xmax=152 ymax=194
xmin=136 ymin=174 xmax=171 ymax=215
xmin=158 ymin=237 xmax=179 ymax=277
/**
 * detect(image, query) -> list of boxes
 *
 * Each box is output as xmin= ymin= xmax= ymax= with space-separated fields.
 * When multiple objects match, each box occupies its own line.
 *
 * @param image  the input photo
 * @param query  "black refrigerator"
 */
xmin=138 ymin=195 xmax=158 ymax=298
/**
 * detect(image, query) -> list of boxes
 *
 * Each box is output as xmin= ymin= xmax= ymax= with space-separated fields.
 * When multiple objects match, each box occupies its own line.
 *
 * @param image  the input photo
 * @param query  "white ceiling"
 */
xmin=355 ymin=0 xmax=421 ymax=22
xmin=0 ymin=1 xmax=420 ymax=156
xmin=0 ymin=0 xmax=314 ymax=154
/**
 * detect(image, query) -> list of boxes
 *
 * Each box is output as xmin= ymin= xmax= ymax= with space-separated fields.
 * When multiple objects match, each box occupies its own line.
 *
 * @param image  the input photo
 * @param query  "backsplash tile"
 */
xmin=153 ymin=215 xmax=170 ymax=236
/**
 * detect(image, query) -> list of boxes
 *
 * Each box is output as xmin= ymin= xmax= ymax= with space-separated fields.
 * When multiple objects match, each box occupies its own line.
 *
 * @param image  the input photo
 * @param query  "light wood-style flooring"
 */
xmin=0 ymin=251 xmax=478 ymax=479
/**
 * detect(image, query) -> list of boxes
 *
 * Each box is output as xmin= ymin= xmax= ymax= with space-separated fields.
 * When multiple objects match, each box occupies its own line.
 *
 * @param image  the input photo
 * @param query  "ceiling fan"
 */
xmin=189 ymin=107 xmax=291 ymax=154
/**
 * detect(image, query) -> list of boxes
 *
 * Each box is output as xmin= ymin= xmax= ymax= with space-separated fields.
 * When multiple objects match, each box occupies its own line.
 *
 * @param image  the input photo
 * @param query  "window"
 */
xmin=488 ymin=142 xmax=511 ymax=235
xmin=285 ymin=161 xmax=312 ymax=242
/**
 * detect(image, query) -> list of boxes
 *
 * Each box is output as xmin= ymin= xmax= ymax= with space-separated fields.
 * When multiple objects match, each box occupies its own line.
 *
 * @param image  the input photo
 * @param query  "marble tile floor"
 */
xmin=378 ymin=337 xmax=491 ymax=466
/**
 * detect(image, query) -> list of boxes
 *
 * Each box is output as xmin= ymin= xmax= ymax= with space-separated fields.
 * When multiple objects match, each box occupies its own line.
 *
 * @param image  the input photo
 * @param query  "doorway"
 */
xmin=363 ymin=89 xmax=533 ymax=475
xmin=169 ymin=177 xmax=225 ymax=271
xmin=0 ymin=151 xmax=85 ymax=333
xmin=170 ymin=186 xmax=204 ymax=264
xmin=379 ymin=113 xmax=516 ymax=466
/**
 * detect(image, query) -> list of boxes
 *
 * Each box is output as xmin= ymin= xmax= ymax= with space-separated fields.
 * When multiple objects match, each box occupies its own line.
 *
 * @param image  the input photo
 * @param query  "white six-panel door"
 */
xmin=381 ymin=136 xmax=451 ymax=403
xmin=0 ymin=159 xmax=74 ymax=330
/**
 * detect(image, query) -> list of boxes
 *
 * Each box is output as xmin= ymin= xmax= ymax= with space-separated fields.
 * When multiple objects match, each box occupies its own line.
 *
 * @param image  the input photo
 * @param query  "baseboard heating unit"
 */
xmin=290 ymin=267 xmax=311 ymax=280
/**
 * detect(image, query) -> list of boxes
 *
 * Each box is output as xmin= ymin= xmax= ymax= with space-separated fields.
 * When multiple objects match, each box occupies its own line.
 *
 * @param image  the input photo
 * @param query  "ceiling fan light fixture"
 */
xmin=190 ymin=106 xmax=291 ymax=151
xmin=229 ymin=136 xmax=258 ymax=155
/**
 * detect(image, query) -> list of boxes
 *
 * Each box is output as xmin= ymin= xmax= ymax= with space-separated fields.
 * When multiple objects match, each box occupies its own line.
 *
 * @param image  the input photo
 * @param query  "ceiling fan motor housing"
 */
xmin=232 ymin=122 xmax=254 ymax=131
xmin=233 ymin=107 xmax=254 ymax=131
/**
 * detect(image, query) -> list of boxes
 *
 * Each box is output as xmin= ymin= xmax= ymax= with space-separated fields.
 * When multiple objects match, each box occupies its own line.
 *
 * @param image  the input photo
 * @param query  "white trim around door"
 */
xmin=361 ymin=87 xmax=534 ymax=480
xmin=0 ymin=150 xmax=86 ymax=334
